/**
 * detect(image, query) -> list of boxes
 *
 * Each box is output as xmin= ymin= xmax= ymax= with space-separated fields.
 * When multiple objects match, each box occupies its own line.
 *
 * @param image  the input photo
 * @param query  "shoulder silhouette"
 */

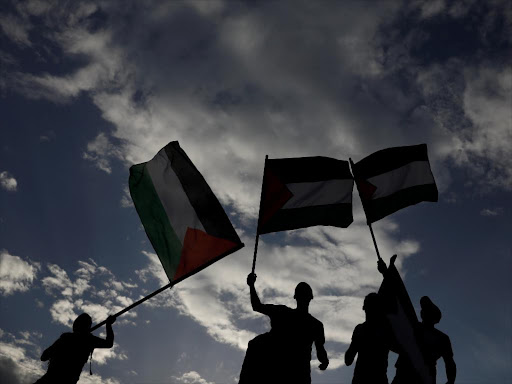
xmin=34 ymin=313 xmax=116 ymax=384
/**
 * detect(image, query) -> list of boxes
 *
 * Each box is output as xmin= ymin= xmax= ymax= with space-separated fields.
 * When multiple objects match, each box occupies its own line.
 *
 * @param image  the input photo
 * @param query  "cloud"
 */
xmin=42 ymin=259 xmax=139 ymax=327
xmin=83 ymin=133 xmax=124 ymax=174
xmin=0 ymin=171 xmax=18 ymax=192
xmin=0 ymin=13 xmax=32 ymax=47
xmin=172 ymin=370 xmax=215 ymax=384
xmin=480 ymin=207 xmax=503 ymax=217
xmin=0 ymin=330 xmax=45 ymax=384
xmin=0 ymin=251 xmax=39 ymax=296
xmin=1 ymin=0 xmax=509 ymax=210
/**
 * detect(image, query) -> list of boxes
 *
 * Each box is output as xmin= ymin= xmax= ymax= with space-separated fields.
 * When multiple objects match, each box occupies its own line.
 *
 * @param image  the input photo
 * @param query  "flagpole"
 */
xmin=368 ymin=223 xmax=383 ymax=261
xmin=251 ymin=155 xmax=268 ymax=274
xmin=90 ymin=281 xmax=174 ymax=332
xmin=349 ymin=157 xmax=383 ymax=262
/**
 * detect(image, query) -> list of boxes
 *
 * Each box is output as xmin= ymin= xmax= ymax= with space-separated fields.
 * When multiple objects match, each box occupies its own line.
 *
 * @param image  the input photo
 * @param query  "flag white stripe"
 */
xmin=282 ymin=180 xmax=353 ymax=209
xmin=368 ymin=161 xmax=434 ymax=200
xmin=146 ymin=148 xmax=205 ymax=243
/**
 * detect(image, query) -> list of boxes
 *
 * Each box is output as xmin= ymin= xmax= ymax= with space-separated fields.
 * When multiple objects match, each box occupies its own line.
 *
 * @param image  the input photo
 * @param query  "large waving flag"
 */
xmin=379 ymin=256 xmax=433 ymax=384
xmin=129 ymin=141 xmax=243 ymax=283
xmin=257 ymin=156 xmax=353 ymax=234
xmin=351 ymin=144 xmax=438 ymax=224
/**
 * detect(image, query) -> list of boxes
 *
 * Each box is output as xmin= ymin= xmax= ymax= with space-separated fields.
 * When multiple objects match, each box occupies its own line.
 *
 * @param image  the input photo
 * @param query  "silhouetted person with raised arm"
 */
xmin=345 ymin=292 xmax=394 ymax=384
xmin=378 ymin=259 xmax=456 ymax=384
xmin=34 ymin=313 xmax=116 ymax=384
xmin=239 ymin=273 xmax=329 ymax=384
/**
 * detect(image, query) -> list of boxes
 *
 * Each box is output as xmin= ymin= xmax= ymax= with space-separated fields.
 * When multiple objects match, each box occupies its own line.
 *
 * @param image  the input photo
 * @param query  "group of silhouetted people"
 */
xmin=34 ymin=256 xmax=455 ymax=384
xmin=239 ymin=257 xmax=456 ymax=384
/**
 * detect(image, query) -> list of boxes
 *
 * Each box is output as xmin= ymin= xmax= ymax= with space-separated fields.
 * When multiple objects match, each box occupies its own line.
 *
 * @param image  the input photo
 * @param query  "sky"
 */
xmin=0 ymin=0 xmax=511 ymax=383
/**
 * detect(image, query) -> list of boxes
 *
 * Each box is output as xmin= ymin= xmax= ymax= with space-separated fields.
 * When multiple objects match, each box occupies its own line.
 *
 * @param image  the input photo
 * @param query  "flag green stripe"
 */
xmin=129 ymin=163 xmax=183 ymax=280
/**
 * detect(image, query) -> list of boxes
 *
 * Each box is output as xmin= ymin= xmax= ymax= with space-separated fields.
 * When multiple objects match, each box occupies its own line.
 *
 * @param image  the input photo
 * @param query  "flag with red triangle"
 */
xmin=351 ymin=144 xmax=438 ymax=224
xmin=257 ymin=156 xmax=354 ymax=234
xmin=129 ymin=141 xmax=244 ymax=283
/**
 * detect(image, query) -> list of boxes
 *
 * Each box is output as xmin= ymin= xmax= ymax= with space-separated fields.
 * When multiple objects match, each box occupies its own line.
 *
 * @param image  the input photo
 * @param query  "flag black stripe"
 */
xmin=258 ymin=203 xmax=353 ymax=234
xmin=267 ymin=157 xmax=352 ymax=183
xmin=363 ymin=183 xmax=438 ymax=224
xmin=353 ymin=144 xmax=430 ymax=179
xmin=165 ymin=141 xmax=241 ymax=244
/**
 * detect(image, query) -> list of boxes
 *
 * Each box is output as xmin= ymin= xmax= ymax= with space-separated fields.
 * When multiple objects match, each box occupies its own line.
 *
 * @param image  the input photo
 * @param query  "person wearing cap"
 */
xmin=34 ymin=313 xmax=116 ymax=383
xmin=393 ymin=296 xmax=456 ymax=384
xmin=345 ymin=292 xmax=395 ymax=384
xmin=378 ymin=259 xmax=456 ymax=384
xmin=239 ymin=273 xmax=329 ymax=384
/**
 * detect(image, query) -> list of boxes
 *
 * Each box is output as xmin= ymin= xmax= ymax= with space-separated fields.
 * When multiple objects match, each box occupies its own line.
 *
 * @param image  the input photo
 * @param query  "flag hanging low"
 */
xmin=129 ymin=141 xmax=244 ymax=283
xmin=257 ymin=156 xmax=354 ymax=234
xmin=379 ymin=255 xmax=434 ymax=384
xmin=351 ymin=144 xmax=438 ymax=224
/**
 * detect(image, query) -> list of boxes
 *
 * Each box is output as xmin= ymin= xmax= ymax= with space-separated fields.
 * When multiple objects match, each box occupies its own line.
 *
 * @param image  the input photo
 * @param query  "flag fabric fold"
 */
xmin=378 ymin=255 xmax=434 ymax=384
xmin=257 ymin=156 xmax=354 ymax=234
xmin=351 ymin=144 xmax=438 ymax=224
xmin=129 ymin=141 xmax=243 ymax=283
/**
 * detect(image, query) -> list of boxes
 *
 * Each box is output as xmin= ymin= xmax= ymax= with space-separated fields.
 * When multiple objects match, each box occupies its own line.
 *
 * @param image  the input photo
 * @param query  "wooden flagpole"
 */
xmin=251 ymin=155 xmax=268 ymax=274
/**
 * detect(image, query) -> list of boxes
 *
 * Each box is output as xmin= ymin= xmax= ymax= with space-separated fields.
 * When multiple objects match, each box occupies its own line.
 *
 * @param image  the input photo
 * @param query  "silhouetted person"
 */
xmin=34 ymin=313 xmax=116 ymax=384
xmin=378 ymin=260 xmax=456 ymax=384
xmin=239 ymin=273 xmax=328 ymax=384
xmin=392 ymin=296 xmax=456 ymax=384
xmin=345 ymin=292 xmax=394 ymax=384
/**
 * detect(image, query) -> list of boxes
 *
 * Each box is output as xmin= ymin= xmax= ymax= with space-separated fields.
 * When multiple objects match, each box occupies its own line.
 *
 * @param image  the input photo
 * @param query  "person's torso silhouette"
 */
xmin=345 ymin=292 xmax=392 ymax=384
xmin=264 ymin=303 xmax=325 ymax=378
xmin=35 ymin=313 xmax=115 ymax=384
xmin=392 ymin=296 xmax=456 ymax=384
xmin=239 ymin=274 xmax=328 ymax=384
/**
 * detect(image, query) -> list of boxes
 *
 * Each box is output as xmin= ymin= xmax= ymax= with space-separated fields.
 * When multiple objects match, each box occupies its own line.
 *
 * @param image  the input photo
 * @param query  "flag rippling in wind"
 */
xmin=129 ymin=141 xmax=243 ymax=283
xmin=257 ymin=156 xmax=354 ymax=234
xmin=351 ymin=144 xmax=438 ymax=224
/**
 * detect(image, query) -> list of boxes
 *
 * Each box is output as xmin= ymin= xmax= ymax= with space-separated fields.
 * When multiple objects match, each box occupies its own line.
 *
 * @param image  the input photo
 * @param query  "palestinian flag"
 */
xmin=379 ymin=255 xmax=434 ymax=384
xmin=129 ymin=141 xmax=244 ymax=283
xmin=257 ymin=156 xmax=353 ymax=234
xmin=351 ymin=144 xmax=438 ymax=224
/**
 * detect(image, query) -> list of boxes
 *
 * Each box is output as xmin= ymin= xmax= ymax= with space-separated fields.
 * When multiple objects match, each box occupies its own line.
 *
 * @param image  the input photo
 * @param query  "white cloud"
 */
xmin=0 ymin=171 xmax=18 ymax=192
xmin=83 ymin=133 xmax=124 ymax=174
xmin=0 ymin=329 xmax=45 ymax=384
xmin=0 ymin=14 xmax=32 ymax=46
xmin=120 ymin=186 xmax=133 ymax=208
xmin=0 ymin=250 xmax=39 ymax=296
xmin=461 ymin=66 xmax=512 ymax=190
xmin=172 ymin=370 xmax=215 ymax=384
xmin=480 ymin=207 xmax=503 ymax=217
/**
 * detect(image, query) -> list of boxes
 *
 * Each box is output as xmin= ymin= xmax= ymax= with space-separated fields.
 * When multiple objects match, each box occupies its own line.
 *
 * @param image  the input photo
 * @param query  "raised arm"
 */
xmin=247 ymin=273 xmax=265 ymax=313
xmin=92 ymin=316 xmax=116 ymax=349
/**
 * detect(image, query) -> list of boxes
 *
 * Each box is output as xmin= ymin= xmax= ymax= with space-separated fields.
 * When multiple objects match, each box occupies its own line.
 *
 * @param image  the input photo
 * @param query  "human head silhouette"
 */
xmin=420 ymin=296 xmax=441 ymax=325
xmin=73 ymin=313 xmax=92 ymax=334
xmin=362 ymin=292 xmax=382 ymax=316
xmin=294 ymin=282 xmax=313 ymax=304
